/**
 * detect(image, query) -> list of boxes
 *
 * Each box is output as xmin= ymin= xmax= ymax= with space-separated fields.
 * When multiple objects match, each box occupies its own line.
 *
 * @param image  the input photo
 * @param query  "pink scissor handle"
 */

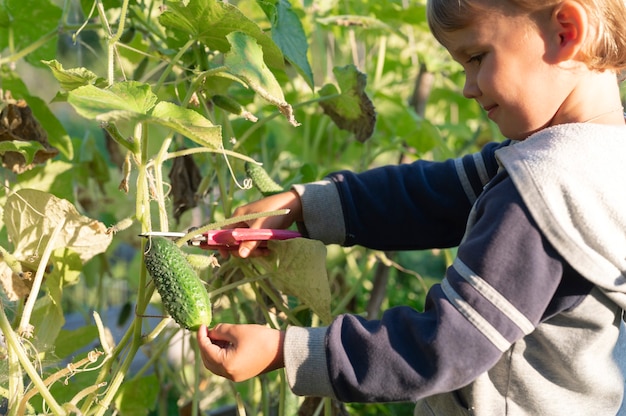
xmin=198 ymin=228 xmax=301 ymax=250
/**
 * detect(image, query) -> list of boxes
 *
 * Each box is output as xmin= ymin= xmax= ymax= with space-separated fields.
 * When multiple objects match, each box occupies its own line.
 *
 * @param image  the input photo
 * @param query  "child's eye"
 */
xmin=467 ymin=54 xmax=484 ymax=65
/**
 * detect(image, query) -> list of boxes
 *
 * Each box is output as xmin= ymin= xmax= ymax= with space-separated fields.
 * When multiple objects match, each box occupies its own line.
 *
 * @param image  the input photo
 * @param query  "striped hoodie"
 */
xmin=284 ymin=123 xmax=626 ymax=415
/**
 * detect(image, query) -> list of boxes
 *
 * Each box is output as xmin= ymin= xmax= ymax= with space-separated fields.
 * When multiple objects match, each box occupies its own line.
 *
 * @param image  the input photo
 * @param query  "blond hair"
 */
xmin=427 ymin=0 xmax=626 ymax=72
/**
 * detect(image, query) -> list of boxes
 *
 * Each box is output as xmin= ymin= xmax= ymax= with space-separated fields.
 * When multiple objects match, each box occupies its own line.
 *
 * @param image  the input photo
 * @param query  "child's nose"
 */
xmin=463 ymin=76 xmax=481 ymax=99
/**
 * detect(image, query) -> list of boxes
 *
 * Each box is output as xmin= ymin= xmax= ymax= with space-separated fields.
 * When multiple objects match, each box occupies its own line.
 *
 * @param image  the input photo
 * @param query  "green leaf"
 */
xmin=54 ymin=324 xmax=98 ymax=360
xmin=42 ymin=60 xmax=106 ymax=91
xmin=30 ymin=296 xmax=65 ymax=357
xmin=66 ymin=82 xmax=221 ymax=148
xmin=151 ymin=102 xmax=221 ymax=149
xmin=0 ymin=0 xmax=61 ymax=66
xmin=255 ymin=238 xmax=332 ymax=324
xmin=0 ymin=3 xmax=10 ymax=27
xmin=115 ymin=374 xmax=159 ymax=415
xmin=67 ymin=82 xmax=158 ymax=121
xmin=407 ymin=118 xmax=442 ymax=154
xmin=0 ymin=140 xmax=44 ymax=165
xmin=318 ymin=65 xmax=376 ymax=143
xmin=225 ymin=31 xmax=299 ymax=126
xmin=45 ymin=248 xmax=83 ymax=311
xmin=10 ymin=160 xmax=76 ymax=202
xmin=159 ymin=0 xmax=284 ymax=69
xmin=258 ymin=0 xmax=314 ymax=88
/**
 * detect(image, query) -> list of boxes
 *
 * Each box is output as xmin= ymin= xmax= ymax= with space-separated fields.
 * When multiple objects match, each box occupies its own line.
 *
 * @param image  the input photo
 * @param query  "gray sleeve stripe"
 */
xmin=441 ymin=278 xmax=511 ymax=352
xmin=453 ymin=258 xmax=535 ymax=334
xmin=454 ymin=157 xmax=477 ymax=204
xmin=472 ymin=152 xmax=490 ymax=185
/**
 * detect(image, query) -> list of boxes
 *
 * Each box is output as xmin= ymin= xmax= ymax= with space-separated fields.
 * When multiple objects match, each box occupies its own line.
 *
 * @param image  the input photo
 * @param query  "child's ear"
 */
xmin=549 ymin=0 xmax=588 ymax=62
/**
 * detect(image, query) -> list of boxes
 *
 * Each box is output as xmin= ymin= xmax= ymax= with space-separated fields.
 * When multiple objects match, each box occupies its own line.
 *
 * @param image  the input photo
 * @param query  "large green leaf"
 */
xmin=43 ymin=60 xmax=106 ymax=92
xmin=67 ymin=81 xmax=221 ymax=148
xmin=54 ymin=324 xmax=98 ymax=360
xmin=3 ymin=189 xmax=112 ymax=265
xmin=225 ymin=32 xmax=299 ymax=126
xmin=30 ymin=295 xmax=65 ymax=356
xmin=258 ymin=0 xmax=314 ymax=88
xmin=151 ymin=102 xmax=221 ymax=149
xmin=68 ymin=82 xmax=158 ymax=120
xmin=254 ymin=238 xmax=331 ymax=324
xmin=159 ymin=0 xmax=284 ymax=69
xmin=0 ymin=0 xmax=61 ymax=66
xmin=318 ymin=65 xmax=376 ymax=142
xmin=115 ymin=374 xmax=159 ymax=416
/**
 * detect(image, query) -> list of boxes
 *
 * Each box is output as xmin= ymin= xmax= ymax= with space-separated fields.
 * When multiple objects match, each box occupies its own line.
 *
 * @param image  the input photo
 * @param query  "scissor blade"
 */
xmin=138 ymin=231 xmax=187 ymax=238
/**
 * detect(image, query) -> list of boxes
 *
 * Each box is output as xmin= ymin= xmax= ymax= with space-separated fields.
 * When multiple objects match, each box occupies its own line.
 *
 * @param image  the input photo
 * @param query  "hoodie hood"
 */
xmin=496 ymin=123 xmax=626 ymax=308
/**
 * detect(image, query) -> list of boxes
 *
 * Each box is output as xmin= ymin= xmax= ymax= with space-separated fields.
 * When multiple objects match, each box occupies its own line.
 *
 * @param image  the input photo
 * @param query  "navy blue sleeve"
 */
xmin=328 ymin=141 xmax=507 ymax=250
xmin=323 ymin=173 xmax=592 ymax=403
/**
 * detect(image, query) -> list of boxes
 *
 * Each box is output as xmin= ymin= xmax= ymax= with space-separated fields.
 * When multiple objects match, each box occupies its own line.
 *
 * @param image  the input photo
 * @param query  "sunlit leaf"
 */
xmin=151 ymin=102 xmax=221 ymax=149
xmin=9 ymin=160 xmax=76 ymax=202
xmin=66 ymin=83 xmax=221 ymax=147
xmin=159 ymin=0 xmax=284 ymax=69
xmin=67 ymin=82 xmax=158 ymax=120
xmin=43 ymin=60 xmax=106 ymax=91
xmin=258 ymin=0 xmax=314 ymax=88
xmin=318 ymin=65 xmax=376 ymax=142
xmin=45 ymin=248 xmax=83 ymax=307
xmin=225 ymin=32 xmax=299 ymax=126
xmin=3 ymin=189 xmax=112 ymax=265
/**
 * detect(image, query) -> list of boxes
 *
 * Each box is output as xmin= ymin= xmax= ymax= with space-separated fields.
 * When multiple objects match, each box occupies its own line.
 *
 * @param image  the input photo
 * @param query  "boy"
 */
xmin=198 ymin=1 xmax=626 ymax=414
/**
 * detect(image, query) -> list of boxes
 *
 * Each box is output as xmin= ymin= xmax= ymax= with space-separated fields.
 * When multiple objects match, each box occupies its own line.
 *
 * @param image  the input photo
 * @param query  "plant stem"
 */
xmin=0 ymin=301 xmax=65 ymax=415
xmin=6 ymin=332 xmax=23 ymax=416
xmin=92 ymin=139 xmax=154 ymax=415
xmin=153 ymin=134 xmax=172 ymax=232
xmin=18 ymin=220 xmax=65 ymax=336
xmin=192 ymin=340 xmax=201 ymax=416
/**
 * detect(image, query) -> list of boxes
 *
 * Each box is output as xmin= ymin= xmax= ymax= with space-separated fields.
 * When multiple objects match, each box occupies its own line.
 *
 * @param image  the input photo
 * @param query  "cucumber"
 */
xmin=245 ymin=162 xmax=284 ymax=196
xmin=144 ymin=237 xmax=212 ymax=330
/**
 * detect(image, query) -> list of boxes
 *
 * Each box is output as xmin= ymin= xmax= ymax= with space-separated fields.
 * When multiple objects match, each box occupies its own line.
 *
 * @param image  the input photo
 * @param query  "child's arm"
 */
xmin=230 ymin=140 xmax=509 ymax=257
xmin=283 ymin=173 xmax=592 ymax=402
xmin=299 ymin=140 xmax=509 ymax=250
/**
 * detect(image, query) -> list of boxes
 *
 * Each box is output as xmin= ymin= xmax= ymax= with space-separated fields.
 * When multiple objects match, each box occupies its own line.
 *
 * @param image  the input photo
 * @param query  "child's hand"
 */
xmin=196 ymin=323 xmax=285 ymax=382
xmin=221 ymin=190 xmax=303 ymax=258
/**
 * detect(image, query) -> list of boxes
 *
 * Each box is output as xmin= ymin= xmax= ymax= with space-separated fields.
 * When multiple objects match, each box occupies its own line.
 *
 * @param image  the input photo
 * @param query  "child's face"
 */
xmin=442 ymin=10 xmax=571 ymax=140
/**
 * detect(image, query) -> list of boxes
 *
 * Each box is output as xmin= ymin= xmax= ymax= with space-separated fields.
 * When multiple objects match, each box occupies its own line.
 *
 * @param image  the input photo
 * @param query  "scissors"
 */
xmin=139 ymin=228 xmax=301 ymax=250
